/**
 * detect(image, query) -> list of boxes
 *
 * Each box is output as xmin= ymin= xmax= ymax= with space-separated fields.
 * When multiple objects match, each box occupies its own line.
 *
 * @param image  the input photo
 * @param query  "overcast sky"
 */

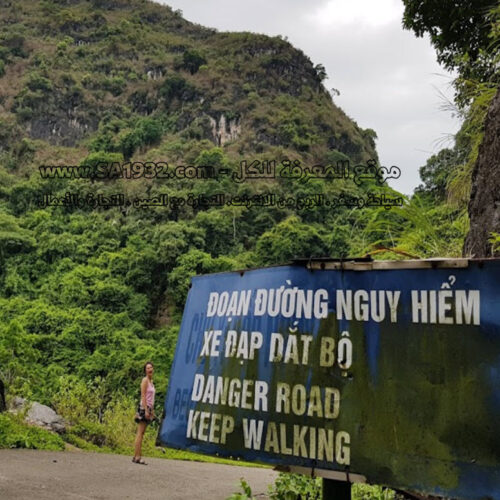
xmin=156 ymin=0 xmax=461 ymax=195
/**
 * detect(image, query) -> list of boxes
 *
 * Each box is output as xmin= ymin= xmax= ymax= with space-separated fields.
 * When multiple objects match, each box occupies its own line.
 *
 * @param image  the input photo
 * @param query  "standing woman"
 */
xmin=133 ymin=361 xmax=156 ymax=464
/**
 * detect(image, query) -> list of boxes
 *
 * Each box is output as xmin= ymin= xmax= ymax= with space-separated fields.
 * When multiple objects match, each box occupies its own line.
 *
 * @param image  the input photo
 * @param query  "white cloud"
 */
xmin=307 ymin=0 xmax=404 ymax=28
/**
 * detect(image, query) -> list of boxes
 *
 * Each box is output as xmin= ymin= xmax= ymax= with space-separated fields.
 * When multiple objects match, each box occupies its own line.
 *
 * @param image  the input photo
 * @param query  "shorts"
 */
xmin=134 ymin=405 xmax=153 ymax=424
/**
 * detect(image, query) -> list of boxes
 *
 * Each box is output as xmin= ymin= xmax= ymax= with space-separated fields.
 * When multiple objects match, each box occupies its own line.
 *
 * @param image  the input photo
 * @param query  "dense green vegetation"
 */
xmin=402 ymin=0 xmax=499 ymax=106
xmin=0 ymin=412 xmax=65 ymax=450
xmin=229 ymin=474 xmax=397 ymax=500
xmin=0 ymin=3 xmax=498 ymax=499
xmin=0 ymin=0 xmax=397 ymax=425
xmin=402 ymin=0 xmax=500 ymax=258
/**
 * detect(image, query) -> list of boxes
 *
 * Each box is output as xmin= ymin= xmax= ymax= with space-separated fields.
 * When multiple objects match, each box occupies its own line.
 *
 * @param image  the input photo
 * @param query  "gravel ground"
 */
xmin=0 ymin=449 xmax=278 ymax=500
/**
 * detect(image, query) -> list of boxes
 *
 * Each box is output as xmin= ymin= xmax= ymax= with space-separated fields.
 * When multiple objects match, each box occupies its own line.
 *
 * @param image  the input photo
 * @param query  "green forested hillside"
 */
xmin=0 ymin=0 xmax=498 ymax=461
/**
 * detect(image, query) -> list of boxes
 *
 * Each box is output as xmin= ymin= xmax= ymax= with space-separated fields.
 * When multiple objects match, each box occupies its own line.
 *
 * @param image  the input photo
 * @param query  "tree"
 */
xmin=0 ymin=319 xmax=37 ymax=392
xmin=168 ymin=249 xmax=237 ymax=306
xmin=0 ymin=212 xmax=35 ymax=263
xmin=402 ymin=0 xmax=499 ymax=102
xmin=402 ymin=0 xmax=497 ymax=69
xmin=182 ymin=49 xmax=207 ymax=75
xmin=159 ymin=75 xmax=196 ymax=104
xmin=80 ymin=151 xmax=124 ymax=177
xmin=256 ymin=216 xmax=330 ymax=265
xmin=414 ymin=148 xmax=459 ymax=202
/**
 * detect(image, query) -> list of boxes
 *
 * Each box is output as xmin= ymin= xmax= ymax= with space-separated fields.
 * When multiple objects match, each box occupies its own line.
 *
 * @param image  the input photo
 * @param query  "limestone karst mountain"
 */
xmin=0 ymin=0 xmax=377 ymax=169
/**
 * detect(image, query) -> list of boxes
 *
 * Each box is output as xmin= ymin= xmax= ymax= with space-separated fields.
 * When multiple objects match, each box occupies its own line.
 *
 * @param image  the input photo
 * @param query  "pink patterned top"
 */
xmin=146 ymin=380 xmax=155 ymax=408
xmin=141 ymin=379 xmax=155 ymax=409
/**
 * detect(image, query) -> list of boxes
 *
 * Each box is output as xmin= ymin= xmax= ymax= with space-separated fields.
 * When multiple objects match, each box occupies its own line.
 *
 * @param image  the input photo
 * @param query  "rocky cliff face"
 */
xmin=208 ymin=113 xmax=241 ymax=146
xmin=463 ymin=87 xmax=500 ymax=257
xmin=0 ymin=0 xmax=378 ymax=168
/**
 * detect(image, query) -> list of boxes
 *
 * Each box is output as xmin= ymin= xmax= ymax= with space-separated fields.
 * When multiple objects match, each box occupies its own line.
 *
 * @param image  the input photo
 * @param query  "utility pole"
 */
xmin=0 ymin=377 xmax=6 ymax=412
xmin=322 ymin=478 xmax=351 ymax=500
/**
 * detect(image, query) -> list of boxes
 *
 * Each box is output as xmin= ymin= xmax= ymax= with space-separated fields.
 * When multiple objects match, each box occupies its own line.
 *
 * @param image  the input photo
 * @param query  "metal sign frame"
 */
xmin=159 ymin=258 xmax=500 ymax=500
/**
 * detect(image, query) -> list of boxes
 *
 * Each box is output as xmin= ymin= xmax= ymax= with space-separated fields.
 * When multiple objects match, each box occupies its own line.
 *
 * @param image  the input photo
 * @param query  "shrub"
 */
xmin=266 ymin=473 xmax=397 ymax=500
xmin=159 ymin=75 xmax=196 ymax=103
xmin=3 ymin=34 xmax=27 ymax=58
xmin=27 ymin=72 xmax=53 ymax=92
xmin=0 ymin=46 xmax=9 ymax=61
xmin=0 ymin=413 xmax=65 ymax=450
xmin=182 ymin=49 xmax=207 ymax=74
xmin=69 ymin=421 xmax=107 ymax=446
xmin=256 ymin=216 xmax=329 ymax=265
xmin=118 ymin=118 xmax=163 ymax=159
xmin=268 ymin=473 xmax=321 ymax=500
xmin=101 ymin=394 xmax=136 ymax=450
xmin=103 ymin=76 xmax=126 ymax=96
xmin=227 ymin=479 xmax=255 ymax=500
xmin=136 ymin=118 xmax=162 ymax=145
xmin=80 ymin=151 xmax=124 ymax=176
xmin=52 ymin=375 xmax=105 ymax=424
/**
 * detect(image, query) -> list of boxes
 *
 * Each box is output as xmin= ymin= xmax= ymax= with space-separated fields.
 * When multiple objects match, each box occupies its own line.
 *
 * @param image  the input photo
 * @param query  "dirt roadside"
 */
xmin=0 ymin=449 xmax=278 ymax=499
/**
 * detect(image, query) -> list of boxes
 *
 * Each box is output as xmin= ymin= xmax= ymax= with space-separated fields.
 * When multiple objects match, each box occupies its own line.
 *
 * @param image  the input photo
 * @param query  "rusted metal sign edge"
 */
xmin=190 ymin=258 xmax=500 ymax=280
xmin=305 ymin=258 xmax=471 ymax=271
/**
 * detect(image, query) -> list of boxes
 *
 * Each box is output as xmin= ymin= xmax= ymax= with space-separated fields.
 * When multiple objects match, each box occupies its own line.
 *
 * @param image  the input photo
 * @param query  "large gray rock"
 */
xmin=9 ymin=397 xmax=66 ymax=434
xmin=464 ymin=87 xmax=500 ymax=257
xmin=9 ymin=396 xmax=27 ymax=411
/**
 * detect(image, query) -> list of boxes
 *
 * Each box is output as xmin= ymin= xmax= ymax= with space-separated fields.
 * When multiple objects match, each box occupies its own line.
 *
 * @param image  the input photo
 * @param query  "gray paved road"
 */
xmin=0 ymin=449 xmax=278 ymax=500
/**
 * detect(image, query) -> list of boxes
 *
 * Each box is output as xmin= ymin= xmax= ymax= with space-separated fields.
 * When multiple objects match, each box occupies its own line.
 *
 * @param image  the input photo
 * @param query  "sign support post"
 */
xmin=322 ymin=478 xmax=351 ymax=499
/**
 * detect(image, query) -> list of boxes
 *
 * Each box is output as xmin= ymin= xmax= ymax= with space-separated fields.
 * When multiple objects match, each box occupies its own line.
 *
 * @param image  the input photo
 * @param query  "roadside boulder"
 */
xmin=9 ymin=397 xmax=66 ymax=434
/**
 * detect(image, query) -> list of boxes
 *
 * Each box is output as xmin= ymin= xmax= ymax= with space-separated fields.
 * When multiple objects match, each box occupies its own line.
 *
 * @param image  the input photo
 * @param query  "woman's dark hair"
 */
xmin=143 ymin=361 xmax=154 ymax=374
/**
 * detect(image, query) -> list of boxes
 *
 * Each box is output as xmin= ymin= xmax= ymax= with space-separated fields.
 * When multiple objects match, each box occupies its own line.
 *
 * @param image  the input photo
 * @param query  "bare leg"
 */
xmin=134 ymin=422 xmax=146 ymax=459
